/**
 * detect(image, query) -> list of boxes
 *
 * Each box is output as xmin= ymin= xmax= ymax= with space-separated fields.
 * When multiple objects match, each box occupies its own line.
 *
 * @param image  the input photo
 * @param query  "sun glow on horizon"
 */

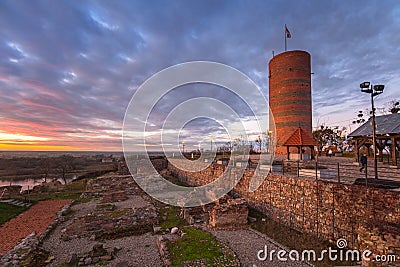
xmin=0 ymin=144 xmax=82 ymax=151
xmin=0 ymin=131 xmax=49 ymax=142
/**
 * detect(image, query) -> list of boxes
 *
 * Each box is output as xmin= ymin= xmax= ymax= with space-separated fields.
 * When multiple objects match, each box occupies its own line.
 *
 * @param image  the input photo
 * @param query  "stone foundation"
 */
xmin=209 ymin=198 xmax=248 ymax=229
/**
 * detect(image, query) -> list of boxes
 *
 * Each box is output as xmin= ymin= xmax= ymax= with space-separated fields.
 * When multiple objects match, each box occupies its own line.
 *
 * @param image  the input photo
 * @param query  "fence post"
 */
xmin=297 ymin=160 xmax=300 ymax=177
xmin=337 ymin=163 xmax=340 ymax=183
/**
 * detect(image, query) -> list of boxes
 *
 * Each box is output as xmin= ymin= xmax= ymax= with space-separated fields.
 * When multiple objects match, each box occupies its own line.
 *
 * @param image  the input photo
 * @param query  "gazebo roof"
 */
xmin=283 ymin=127 xmax=317 ymax=146
xmin=349 ymin=113 xmax=400 ymax=137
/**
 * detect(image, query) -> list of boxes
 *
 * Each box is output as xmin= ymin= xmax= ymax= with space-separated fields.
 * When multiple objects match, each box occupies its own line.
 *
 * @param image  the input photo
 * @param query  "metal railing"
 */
xmin=269 ymin=160 xmax=400 ymax=185
xmin=213 ymin=158 xmax=400 ymax=186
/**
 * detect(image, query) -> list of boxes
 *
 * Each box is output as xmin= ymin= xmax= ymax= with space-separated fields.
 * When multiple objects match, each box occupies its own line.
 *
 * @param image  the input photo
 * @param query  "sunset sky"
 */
xmin=0 ymin=0 xmax=399 ymax=151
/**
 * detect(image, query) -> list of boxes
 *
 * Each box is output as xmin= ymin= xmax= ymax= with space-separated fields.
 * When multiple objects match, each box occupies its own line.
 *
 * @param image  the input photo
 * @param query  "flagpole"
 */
xmin=284 ymin=24 xmax=287 ymax=51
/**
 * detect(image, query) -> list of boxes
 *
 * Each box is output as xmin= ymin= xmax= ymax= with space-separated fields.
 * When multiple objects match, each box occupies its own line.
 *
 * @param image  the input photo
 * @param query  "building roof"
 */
xmin=283 ymin=127 xmax=317 ymax=146
xmin=349 ymin=113 xmax=400 ymax=137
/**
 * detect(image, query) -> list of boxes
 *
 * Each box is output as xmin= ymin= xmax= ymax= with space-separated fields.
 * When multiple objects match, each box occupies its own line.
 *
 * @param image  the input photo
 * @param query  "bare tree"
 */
xmin=38 ymin=158 xmax=52 ymax=183
xmin=56 ymin=155 xmax=75 ymax=184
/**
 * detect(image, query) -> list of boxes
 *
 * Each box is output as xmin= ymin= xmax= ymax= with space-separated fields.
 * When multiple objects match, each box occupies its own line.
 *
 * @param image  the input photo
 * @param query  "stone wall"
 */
xmin=0 ymin=185 xmax=22 ymax=199
xmin=168 ymin=162 xmax=400 ymax=264
xmin=117 ymin=158 xmax=168 ymax=175
xmin=209 ymin=198 xmax=248 ymax=229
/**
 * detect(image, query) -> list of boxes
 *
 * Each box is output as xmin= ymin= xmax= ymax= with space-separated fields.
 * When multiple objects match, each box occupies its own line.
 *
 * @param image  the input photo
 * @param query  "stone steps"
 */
xmin=0 ymin=198 xmax=32 ymax=208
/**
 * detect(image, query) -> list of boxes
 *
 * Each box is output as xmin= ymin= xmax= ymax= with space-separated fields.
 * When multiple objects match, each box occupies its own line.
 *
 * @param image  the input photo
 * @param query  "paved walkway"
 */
xmin=0 ymin=199 xmax=71 ymax=255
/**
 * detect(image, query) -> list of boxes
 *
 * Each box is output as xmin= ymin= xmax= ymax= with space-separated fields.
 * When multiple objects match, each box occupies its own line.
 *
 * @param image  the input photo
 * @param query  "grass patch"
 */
xmin=28 ymin=191 xmax=82 ymax=202
xmin=72 ymin=197 xmax=91 ymax=205
xmin=26 ymin=180 xmax=87 ymax=202
xmin=0 ymin=202 xmax=28 ymax=226
xmin=159 ymin=206 xmax=186 ymax=229
xmin=103 ymin=208 xmax=129 ymax=219
xmin=167 ymin=227 xmax=223 ymax=266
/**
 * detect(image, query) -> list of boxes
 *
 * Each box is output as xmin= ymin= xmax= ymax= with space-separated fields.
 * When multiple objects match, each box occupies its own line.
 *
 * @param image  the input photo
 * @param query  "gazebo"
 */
xmin=349 ymin=113 xmax=400 ymax=166
xmin=283 ymin=127 xmax=317 ymax=160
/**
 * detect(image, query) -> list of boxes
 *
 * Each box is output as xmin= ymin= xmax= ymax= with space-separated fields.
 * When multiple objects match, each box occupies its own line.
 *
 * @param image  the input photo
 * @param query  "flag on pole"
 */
xmin=284 ymin=24 xmax=291 ymax=51
xmin=285 ymin=26 xmax=291 ymax=38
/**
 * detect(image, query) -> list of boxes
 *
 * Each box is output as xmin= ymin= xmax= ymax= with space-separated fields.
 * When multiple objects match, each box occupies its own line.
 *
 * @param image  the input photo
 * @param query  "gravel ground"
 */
xmin=211 ymin=229 xmax=311 ymax=267
xmin=104 ymin=234 xmax=162 ymax=267
xmin=114 ymin=195 xmax=151 ymax=209
xmin=42 ymin=198 xmax=163 ymax=267
xmin=42 ymin=201 xmax=99 ymax=266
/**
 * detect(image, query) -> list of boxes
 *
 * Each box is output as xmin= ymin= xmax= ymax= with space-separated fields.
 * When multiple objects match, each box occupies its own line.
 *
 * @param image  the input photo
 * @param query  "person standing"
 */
xmin=360 ymin=154 xmax=368 ymax=172
xmin=328 ymin=149 xmax=333 ymax=157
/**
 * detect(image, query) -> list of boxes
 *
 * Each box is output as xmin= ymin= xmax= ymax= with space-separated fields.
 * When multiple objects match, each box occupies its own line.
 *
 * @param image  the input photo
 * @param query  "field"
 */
xmin=0 ymin=153 xmax=119 ymax=182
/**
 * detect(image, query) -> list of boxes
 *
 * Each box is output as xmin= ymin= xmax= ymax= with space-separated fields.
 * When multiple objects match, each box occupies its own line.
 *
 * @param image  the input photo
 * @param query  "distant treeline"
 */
xmin=0 ymin=155 xmax=118 ymax=181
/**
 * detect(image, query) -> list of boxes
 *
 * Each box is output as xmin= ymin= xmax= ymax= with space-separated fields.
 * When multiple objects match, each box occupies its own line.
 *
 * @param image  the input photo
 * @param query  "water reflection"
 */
xmin=0 ymin=176 xmax=75 ymax=191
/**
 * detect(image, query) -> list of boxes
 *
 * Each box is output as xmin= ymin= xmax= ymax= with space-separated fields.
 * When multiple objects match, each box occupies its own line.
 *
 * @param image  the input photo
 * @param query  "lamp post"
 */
xmin=210 ymin=137 xmax=214 ymax=152
xmin=359 ymin=81 xmax=385 ymax=179
xmin=267 ymin=130 xmax=273 ymax=154
xmin=181 ymin=141 xmax=185 ymax=154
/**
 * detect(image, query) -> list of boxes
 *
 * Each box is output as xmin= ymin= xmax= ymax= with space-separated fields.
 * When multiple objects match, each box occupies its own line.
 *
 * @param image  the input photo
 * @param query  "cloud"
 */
xmin=0 ymin=0 xmax=399 ymax=150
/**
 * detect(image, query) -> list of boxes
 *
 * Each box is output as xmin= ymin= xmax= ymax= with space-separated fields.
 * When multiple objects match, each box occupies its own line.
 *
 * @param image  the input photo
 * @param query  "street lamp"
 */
xmin=267 ymin=130 xmax=273 ymax=154
xmin=181 ymin=141 xmax=185 ymax=154
xmin=210 ymin=137 xmax=214 ymax=152
xmin=360 ymin=81 xmax=385 ymax=179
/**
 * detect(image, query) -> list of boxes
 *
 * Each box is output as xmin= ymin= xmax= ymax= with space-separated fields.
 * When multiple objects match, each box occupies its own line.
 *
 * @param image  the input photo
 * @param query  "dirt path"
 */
xmin=212 ymin=229 xmax=311 ymax=267
xmin=0 ymin=200 xmax=71 ymax=255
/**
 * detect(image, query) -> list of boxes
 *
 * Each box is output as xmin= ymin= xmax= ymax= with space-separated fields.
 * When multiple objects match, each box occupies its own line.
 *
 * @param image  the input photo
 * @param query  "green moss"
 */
xmin=166 ymin=227 xmax=223 ymax=266
xmin=103 ymin=208 xmax=128 ymax=218
xmin=72 ymin=197 xmax=91 ymax=205
xmin=29 ymin=192 xmax=82 ymax=202
xmin=159 ymin=206 xmax=186 ymax=229
xmin=0 ymin=202 xmax=28 ymax=226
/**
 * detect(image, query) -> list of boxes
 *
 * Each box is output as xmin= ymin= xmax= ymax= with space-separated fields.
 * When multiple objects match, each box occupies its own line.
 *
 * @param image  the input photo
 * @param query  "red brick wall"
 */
xmin=269 ymin=50 xmax=312 ymax=155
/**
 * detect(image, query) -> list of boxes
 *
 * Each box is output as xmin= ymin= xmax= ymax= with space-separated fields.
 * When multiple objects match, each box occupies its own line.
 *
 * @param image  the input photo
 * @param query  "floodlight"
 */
xmin=373 ymin=85 xmax=384 ymax=92
xmin=360 ymin=81 xmax=371 ymax=88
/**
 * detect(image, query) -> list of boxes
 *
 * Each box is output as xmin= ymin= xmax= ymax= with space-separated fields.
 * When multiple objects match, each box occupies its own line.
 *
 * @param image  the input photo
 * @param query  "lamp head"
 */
xmin=360 ymin=81 xmax=371 ymax=88
xmin=373 ymin=84 xmax=384 ymax=92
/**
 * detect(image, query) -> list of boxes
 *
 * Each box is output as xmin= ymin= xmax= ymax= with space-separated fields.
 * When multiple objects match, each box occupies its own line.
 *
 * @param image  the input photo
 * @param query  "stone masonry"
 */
xmin=168 ymin=161 xmax=400 ymax=265
xmin=209 ymin=198 xmax=248 ymax=229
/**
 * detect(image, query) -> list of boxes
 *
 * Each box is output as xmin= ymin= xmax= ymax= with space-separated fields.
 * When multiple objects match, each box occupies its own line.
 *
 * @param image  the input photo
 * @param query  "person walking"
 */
xmin=359 ymin=154 xmax=367 ymax=172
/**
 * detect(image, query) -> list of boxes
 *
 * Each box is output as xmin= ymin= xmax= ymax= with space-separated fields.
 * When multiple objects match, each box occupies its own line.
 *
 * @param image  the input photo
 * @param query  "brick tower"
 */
xmin=268 ymin=50 xmax=312 ymax=156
